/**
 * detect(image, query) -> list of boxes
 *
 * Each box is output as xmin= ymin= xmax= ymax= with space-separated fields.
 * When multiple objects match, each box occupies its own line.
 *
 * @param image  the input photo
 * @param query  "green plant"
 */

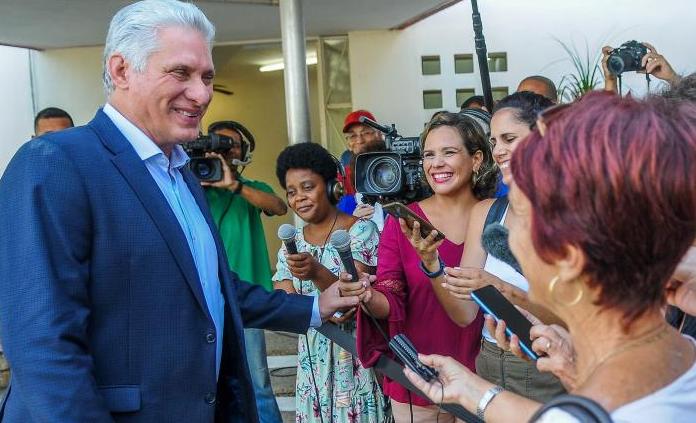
xmin=556 ymin=38 xmax=603 ymax=102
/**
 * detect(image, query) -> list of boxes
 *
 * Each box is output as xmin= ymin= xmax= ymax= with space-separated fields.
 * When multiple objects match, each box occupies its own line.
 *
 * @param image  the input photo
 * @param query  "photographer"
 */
xmin=602 ymin=42 xmax=681 ymax=93
xmin=339 ymin=110 xmax=387 ymax=230
xmin=202 ymin=120 xmax=287 ymax=423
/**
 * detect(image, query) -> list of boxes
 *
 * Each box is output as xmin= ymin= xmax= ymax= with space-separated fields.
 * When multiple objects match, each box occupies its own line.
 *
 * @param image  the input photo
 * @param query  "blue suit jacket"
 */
xmin=0 ymin=110 xmax=313 ymax=422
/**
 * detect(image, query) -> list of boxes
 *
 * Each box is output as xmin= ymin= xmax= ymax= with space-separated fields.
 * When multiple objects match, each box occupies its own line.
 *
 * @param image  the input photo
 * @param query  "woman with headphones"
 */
xmin=273 ymin=142 xmax=385 ymax=423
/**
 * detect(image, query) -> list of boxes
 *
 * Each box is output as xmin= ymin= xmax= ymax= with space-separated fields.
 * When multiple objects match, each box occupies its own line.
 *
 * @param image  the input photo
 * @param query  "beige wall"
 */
xmin=204 ymin=61 xmax=322 ymax=258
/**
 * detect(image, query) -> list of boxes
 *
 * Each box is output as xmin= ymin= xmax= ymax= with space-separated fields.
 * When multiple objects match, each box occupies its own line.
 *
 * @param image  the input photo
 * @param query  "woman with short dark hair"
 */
xmin=273 ymin=142 xmax=385 ymax=423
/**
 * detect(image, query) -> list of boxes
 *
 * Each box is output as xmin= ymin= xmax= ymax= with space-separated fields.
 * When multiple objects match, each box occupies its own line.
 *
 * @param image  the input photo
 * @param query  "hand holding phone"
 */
xmin=471 ymin=285 xmax=539 ymax=360
xmin=382 ymin=202 xmax=445 ymax=242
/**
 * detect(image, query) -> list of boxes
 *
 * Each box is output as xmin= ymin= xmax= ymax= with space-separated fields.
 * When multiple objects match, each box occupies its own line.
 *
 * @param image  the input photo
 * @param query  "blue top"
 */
xmin=103 ymin=104 xmax=225 ymax=376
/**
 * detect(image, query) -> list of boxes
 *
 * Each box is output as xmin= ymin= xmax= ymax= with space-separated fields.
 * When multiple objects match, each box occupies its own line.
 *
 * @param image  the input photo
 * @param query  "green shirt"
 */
xmin=205 ymin=176 xmax=275 ymax=291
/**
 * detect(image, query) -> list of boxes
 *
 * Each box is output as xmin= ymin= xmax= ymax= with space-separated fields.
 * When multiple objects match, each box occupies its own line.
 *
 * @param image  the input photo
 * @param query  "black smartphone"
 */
xmin=471 ymin=285 xmax=538 ymax=360
xmin=382 ymin=202 xmax=446 ymax=242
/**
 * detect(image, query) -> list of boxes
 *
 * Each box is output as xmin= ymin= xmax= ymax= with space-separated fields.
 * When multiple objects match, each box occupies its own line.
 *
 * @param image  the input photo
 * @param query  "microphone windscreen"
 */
xmin=277 ymin=223 xmax=296 ymax=241
xmin=329 ymin=229 xmax=351 ymax=252
xmin=481 ymin=223 xmax=523 ymax=274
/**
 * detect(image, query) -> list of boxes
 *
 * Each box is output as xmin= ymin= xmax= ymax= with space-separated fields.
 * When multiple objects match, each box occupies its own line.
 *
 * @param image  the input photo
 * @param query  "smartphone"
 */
xmin=470 ymin=285 xmax=538 ymax=360
xmin=382 ymin=202 xmax=445 ymax=242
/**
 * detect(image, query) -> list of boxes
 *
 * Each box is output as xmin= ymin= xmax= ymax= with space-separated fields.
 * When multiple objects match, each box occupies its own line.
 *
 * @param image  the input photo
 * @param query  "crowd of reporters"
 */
xmin=268 ymin=43 xmax=696 ymax=422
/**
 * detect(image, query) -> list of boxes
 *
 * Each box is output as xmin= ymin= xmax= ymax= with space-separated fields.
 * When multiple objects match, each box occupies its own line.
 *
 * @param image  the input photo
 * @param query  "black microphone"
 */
xmin=277 ymin=223 xmax=298 ymax=255
xmin=329 ymin=229 xmax=359 ymax=282
xmin=481 ymin=223 xmax=523 ymax=274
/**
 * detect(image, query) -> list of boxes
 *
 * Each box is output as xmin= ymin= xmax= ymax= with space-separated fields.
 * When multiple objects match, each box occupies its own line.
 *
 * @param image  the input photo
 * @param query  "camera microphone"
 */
xmin=481 ymin=223 xmax=522 ymax=275
xmin=277 ymin=223 xmax=298 ymax=255
xmin=329 ymin=230 xmax=359 ymax=282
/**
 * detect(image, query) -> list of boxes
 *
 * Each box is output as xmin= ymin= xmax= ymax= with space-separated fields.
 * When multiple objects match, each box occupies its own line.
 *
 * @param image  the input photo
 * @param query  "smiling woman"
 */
xmin=343 ymin=112 xmax=498 ymax=422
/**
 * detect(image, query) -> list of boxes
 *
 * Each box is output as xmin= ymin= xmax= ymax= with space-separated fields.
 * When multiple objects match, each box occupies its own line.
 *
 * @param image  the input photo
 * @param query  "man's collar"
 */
xmin=102 ymin=103 xmax=189 ymax=169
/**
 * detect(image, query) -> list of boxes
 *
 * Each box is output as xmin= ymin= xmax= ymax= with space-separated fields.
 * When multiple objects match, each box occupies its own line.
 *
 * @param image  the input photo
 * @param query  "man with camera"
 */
xmin=339 ymin=109 xmax=387 ymax=229
xmin=200 ymin=120 xmax=286 ymax=423
xmin=602 ymin=41 xmax=681 ymax=93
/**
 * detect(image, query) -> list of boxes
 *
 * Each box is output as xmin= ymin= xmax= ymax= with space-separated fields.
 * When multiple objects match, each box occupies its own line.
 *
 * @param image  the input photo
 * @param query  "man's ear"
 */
xmin=107 ymin=54 xmax=131 ymax=90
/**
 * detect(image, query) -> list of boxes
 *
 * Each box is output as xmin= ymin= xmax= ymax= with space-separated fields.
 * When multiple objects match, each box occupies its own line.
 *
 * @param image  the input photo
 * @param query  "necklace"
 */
xmin=575 ymin=323 xmax=671 ymax=389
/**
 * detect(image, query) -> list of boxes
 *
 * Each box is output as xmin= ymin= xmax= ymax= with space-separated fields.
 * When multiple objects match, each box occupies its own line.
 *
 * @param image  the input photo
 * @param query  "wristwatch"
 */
xmin=476 ymin=385 xmax=503 ymax=419
xmin=418 ymin=256 xmax=445 ymax=278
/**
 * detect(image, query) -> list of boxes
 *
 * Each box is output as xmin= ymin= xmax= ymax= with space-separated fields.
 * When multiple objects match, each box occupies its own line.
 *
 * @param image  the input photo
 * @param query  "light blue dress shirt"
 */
xmin=103 ymin=104 xmax=225 ymax=376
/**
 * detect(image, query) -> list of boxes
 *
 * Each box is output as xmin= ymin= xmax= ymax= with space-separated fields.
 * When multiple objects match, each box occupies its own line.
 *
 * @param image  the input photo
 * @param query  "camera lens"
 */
xmin=195 ymin=161 xmax=212 ymax=178
xmin=366 ymin=157 xmax=400 ymax=193
xmin=607 ymin=55 xmax=625 ymax=76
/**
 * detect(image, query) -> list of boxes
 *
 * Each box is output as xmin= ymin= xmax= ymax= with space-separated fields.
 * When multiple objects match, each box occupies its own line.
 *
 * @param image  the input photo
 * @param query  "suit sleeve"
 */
xmin=232 ymin=269 xmax=314 ymax=333
xmin=0 ymin=140 xmax=113 ymax=421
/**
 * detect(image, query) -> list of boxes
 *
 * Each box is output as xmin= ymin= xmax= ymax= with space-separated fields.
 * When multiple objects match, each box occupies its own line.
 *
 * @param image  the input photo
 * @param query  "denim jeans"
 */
xmin=244 ymin=328 xmax=283 ymax=423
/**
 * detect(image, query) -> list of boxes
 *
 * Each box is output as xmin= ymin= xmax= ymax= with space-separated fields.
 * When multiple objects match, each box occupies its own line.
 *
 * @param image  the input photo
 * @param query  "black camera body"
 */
xmin=181 ymin=134 xmax=237 ymax=181
xmin=607 ymin=40 xmax=648 ymax=76
xmin=354 ymin=117 xmax=430 ymax=204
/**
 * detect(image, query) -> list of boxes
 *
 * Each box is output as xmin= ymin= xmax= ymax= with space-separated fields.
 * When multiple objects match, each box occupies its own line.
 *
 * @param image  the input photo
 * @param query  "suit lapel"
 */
xmin=88 ymin=110 xmax=211 ymax=318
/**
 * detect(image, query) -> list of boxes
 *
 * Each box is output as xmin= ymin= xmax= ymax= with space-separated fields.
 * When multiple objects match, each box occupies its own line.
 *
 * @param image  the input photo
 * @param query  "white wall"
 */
xmin=31 ymin=46 xmax=105 ymax=126
xmin=0 ymin=46 xmax=34 ymax=176
xmin=349 ymin=0 xmax=696 ymax=136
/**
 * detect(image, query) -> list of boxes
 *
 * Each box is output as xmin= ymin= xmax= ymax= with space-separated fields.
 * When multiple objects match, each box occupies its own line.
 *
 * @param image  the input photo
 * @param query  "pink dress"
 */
xmin=356 ymin=202 xmax=484 ymax=406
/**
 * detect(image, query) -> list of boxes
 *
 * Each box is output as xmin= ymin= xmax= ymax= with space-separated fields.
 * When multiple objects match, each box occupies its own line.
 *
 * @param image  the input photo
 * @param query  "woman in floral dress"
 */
xmin=273 ymin=142 xmax=385 ymax=423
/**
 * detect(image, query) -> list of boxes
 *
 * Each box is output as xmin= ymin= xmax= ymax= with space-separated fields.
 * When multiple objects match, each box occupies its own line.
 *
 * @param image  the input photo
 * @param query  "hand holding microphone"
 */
xmin=278 ymin=223 xmax=321 ymax=280
xmin=331 ymin=230 xmax=375 ymax=304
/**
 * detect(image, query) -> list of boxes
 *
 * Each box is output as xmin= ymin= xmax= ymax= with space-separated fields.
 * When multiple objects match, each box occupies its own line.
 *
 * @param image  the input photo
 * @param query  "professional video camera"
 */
xmin=607 ymin=40 xmax=649 ymax=76
xmin=353 ymin=116 xmax=430 ymax=205
xmin=181 ymin=134 xmax=238 ymax=181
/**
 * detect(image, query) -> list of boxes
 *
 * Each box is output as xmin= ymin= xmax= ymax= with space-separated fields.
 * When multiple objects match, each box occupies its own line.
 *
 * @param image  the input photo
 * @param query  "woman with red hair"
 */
xmin=401 ymin=92 xmax=696 ymax=422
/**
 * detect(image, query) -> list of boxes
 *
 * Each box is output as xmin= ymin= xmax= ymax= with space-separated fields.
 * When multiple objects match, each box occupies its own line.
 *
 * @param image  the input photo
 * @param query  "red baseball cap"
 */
xmin=343 ymin=109 xmax=376 ymax=133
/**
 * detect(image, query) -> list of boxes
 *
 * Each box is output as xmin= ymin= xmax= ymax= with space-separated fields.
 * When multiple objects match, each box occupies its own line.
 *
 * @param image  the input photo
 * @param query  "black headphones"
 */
xmin=207 ymin=120 xmax=256 ymax=166
xmin=326 ymin=154 xmax=346 ymax=205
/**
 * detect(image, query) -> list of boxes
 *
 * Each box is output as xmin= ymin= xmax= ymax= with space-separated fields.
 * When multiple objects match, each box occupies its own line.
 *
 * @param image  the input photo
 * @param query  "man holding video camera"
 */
xmin=339 ymin=109 xmax=387 ymax=229
xmin=201 ymin=120 xmax=286 ymax=423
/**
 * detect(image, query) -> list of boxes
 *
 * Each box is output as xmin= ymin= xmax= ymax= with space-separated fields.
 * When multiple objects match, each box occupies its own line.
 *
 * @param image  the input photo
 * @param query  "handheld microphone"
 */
xmin=329 ymin=230 xmax=359 ymax=282
xmin=277 ymin=223 xmax=298 ymax=255
xmin=481 ymin=223 xmax=522 ymax=274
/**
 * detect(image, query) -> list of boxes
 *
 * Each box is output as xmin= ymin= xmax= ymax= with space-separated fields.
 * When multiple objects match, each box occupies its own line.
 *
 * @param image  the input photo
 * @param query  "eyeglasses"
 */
xmin=345 ymin=130 xmax=377 ymax=142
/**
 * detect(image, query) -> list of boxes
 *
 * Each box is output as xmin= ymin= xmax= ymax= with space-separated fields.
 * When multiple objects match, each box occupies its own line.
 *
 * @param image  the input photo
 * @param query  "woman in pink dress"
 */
xmin=341 ymin=112 xmax=499 ymax=422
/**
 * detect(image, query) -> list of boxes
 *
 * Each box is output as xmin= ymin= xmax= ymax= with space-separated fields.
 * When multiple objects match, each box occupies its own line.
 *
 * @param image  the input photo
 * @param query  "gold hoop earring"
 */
xmin=548 ymin=275 xmax=583 ymax=307
xmin=472 ymin=169 xmax=480 ymax=185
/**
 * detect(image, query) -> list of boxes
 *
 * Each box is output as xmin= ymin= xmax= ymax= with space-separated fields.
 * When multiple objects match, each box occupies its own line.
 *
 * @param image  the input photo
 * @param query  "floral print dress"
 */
xmin=273 ymin=219 xmax=385 ymax=423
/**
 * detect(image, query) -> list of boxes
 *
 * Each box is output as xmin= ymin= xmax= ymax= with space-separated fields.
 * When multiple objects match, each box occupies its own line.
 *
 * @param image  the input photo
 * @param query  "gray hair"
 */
xmin=102 ymin=0 xmax=215 ymax=95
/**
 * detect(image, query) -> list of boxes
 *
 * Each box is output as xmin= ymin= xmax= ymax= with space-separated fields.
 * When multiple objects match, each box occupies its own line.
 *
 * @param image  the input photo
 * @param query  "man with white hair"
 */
xmin=0 ymin=1 xmax=355 ymax=421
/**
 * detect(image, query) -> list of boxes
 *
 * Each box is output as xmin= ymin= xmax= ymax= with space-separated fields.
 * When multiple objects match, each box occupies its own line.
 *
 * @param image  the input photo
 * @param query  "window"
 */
xmin=456 ymin=88 xmax=476 ymax=108
xmin=488 ymin=52 xmax=508 ymax=72
xmin=423 ymin=90 xmax=443 ymax=109
xmin=454 ymin=54 xmax=474 ymax=74
xmin=492 ymin=87 xmax=509 ymax=101
xmin=421 ymin=55 xmax=441 ymax=75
